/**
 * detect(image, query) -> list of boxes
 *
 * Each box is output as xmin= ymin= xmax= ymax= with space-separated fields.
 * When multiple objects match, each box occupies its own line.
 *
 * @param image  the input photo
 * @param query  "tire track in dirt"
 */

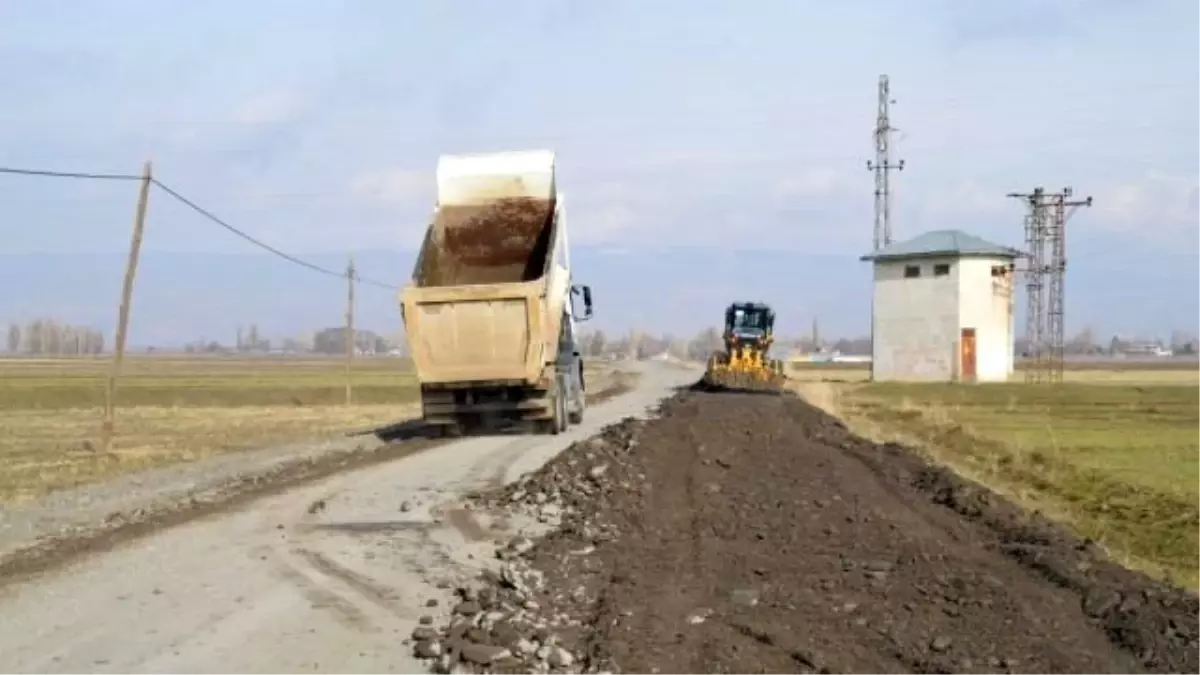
xmin=292 ymin=548 xmax=410 ymax=617
xmin=257 ymin=544 xmax=378 ymax=633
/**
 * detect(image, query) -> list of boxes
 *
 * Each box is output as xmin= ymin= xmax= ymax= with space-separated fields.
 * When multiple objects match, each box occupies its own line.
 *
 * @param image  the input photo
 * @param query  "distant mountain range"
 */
xmin=0 ymin=239 xmax=1194 ymax=347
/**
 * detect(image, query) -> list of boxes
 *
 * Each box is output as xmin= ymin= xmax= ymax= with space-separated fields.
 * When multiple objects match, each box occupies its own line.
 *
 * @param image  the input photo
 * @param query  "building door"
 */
xmin=960 ymin=328 xmax=977 ymax=382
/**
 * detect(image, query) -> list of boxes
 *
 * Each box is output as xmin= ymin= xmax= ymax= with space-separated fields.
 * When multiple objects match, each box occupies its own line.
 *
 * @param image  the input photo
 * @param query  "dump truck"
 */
xmin=701 ymin=301 xmax=787 ymax=394
xmin=399 ymin=150 xmax=594 ymax=437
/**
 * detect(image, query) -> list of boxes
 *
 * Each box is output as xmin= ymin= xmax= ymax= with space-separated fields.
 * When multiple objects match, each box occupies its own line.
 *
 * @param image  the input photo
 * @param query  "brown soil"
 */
xmin=422 ymin=197 xmax=553 ymax=286
xmin=419 ymin=388 xmax=1198 ymax=674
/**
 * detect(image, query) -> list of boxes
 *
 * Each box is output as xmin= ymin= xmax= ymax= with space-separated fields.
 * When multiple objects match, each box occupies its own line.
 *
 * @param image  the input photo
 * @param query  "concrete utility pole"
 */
xmin=1007 ymin=187 xmax=1093 ymax=384
xmin=866 ymin=74 xmax=905 ymax=251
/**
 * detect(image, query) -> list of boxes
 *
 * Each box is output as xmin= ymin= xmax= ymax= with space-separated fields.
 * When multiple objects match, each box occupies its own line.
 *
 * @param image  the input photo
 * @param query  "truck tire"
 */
xmin=437 ymin=422 xmax=464 ymax=439
xmin=536 ymin=378 xmax=563 ymax=436
xmin=568 ymin=363 xmax=585 ymax=424
xmin=555 ymin=373 xmax=570 ymax=433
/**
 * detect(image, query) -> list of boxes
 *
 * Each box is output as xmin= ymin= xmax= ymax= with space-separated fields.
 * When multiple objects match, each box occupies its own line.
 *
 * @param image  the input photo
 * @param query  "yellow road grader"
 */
xmin=701 ymin=301 xmax=787 ymax=394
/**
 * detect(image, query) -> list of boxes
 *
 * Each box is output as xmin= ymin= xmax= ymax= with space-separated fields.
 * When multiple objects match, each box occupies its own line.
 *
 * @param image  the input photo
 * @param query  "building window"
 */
xmin=991 ymin=264 xmax=1011 ymax=278
xmin=904 ymin=265 xmax=921 ymax=278
xmin=933 ymin=263 xmax=951 ymax=276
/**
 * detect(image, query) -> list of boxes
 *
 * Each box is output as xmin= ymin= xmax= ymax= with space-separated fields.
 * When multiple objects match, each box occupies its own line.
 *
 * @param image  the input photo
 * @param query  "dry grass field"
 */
xmin=0 ymin=356 xmax=425 ymax=504
xmin=789 ymin=360 xmax=1199 ymax=588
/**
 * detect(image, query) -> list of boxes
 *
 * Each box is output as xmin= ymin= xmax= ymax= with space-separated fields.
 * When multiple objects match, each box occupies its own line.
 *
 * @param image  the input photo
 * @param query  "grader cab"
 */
xmin=701 ymin=302 xmax=787 ymax=394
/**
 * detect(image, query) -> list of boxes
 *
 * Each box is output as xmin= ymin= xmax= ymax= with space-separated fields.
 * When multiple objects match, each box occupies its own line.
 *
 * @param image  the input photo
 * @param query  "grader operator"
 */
xmin=701 ymin=301 xmax=788 ymax=394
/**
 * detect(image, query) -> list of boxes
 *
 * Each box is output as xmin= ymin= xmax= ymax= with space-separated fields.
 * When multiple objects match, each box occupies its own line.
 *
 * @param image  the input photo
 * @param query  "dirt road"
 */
xmin=0 ymin=363 xmax=697 ymax=673
xmin=431 ymin=387 xmax=1198 ymax=674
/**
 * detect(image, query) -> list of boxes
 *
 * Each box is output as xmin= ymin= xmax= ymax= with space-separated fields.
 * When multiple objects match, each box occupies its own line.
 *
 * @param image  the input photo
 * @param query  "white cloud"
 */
xmin=349 ymin=169 xmax=431 ymax=204
xmin=773 ymin=167 xmax=853 ymax=200
xmin=233 ymin=90 xmax=304 ymax=126
xmin=570 ymin=182 xmax=638 ymax=242
xmin=582 ymin=202 xmax=636 ymax=241
xmin=919 ymin=179 xmax=1011 ymax=220
xmin=1092 ymin=171 xmax=1199 ymax=232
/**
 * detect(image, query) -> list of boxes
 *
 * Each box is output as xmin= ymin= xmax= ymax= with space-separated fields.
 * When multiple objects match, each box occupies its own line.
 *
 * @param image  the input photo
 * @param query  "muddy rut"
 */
xmin=418 ymin=388 xmax=1198 ymax=674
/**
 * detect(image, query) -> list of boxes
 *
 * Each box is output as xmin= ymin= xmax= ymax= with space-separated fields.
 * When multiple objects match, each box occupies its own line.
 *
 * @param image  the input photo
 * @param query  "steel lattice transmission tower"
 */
xmin=1007 ymin=187 xmax=1093 ymax=383
xmin=866 ymin=74 xmax=905 ymax=251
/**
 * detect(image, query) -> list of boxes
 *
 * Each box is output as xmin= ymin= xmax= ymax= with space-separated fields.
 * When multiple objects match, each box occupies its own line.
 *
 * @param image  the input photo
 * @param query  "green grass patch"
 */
xmin=841 ymin=382 xmax=1200 ymax=589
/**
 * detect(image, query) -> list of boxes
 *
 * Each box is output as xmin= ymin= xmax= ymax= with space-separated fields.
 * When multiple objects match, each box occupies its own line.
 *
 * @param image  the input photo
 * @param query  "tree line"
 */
xmin=183 ymin=325 xmax=396 ymax=356
xmin=6 ymin=319 xmax=106 ymax=355
xmin=575 ymin=328 xmax=873 ymax=361
xmin=6 ymin=320 xmax=1194 ymax=359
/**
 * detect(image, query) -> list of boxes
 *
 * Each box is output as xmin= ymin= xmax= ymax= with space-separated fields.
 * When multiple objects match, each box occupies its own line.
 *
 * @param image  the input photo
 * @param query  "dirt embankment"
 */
xmin=410 ymin=388 xmax=1198 ymax=674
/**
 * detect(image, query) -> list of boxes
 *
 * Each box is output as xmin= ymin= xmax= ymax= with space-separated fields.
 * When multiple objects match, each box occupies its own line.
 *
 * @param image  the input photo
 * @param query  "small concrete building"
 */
xmin=860 ymin=230 xmax=1019 ymax=382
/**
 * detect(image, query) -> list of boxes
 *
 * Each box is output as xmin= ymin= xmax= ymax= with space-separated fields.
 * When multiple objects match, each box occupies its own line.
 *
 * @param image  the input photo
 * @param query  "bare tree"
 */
xmin=1170 ymin=330 xmax=1197 ymax=354
xmin=687 ymin=327 xmax=721 ymax=360
xmin=627 ymin=330 xmax=643 ymax=360
xmin=84 ymin=329 xmax=105 ymax=355
xmin=588 ymin=329 xmax=607 ymax=357
xmin=6 ymin=324 xmax=20 ymax=353
xmin=45 ymin=319 xmax=63 ymax=355
xmin=60 ymin=324 xmax=76 ymax=355
xmin=14 ymin=319 xmax=107 ymax=355
xmin=1066 ymin=326 xmax=1097 ymax=355
xmin=26 ymin=320 xmax=43 ymax=355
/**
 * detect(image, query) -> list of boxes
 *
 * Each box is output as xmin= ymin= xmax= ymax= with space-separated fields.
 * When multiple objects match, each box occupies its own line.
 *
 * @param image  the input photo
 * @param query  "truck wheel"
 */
xmin=434 ymin=422 xmax=463 ymax=439
xmin=544 ymin=396 xmax=564 ymax=435
xmin=538 ymin=384 xmax=562 ymax=435
xmin=536 ymin=418 xmax=557 ymax=435
xmin=568 ymin=365 xmax=585 ymax=424
xmin=555 ymin=374 xmax=570 ymax=433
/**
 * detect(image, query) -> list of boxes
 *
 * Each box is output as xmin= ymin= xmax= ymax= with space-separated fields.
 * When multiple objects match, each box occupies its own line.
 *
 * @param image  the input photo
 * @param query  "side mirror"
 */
xmin=572 ymin=285 xmax=594 ymax=321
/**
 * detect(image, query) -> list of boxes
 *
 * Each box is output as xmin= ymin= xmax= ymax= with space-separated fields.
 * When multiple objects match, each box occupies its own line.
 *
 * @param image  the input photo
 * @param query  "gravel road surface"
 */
xmin=0 ymin=362 xmax=695 ymax=673
xmin=425 ymin=386 xmax=1198 ymax=674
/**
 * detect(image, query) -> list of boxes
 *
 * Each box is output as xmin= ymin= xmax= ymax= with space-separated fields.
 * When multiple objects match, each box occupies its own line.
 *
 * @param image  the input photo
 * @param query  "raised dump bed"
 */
xmin=399 ymin=150 xmax=593 ymax=436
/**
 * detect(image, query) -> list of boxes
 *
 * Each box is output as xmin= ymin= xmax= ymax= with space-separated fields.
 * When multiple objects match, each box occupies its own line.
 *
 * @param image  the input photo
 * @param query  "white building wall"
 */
xmin=871 ymin=257 xmax=960 ymax=381
xmin=956 ymin=257 xmax=1016 ymax=382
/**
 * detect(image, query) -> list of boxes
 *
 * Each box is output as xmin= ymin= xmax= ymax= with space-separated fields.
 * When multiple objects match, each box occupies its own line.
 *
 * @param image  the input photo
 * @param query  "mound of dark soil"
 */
xmin=412 ymin=390 xmax=1198 ymax=674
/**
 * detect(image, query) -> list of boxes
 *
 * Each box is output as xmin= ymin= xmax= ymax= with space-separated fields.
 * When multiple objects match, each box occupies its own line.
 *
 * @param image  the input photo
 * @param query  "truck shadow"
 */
xmin=367 ymin=419 xmax=436 ymax=442
xmin=359 ymin=418 xmax=548 ymax=442
xmin=344 ymin=419 xmax=436 ymax=442
xmin=355 ymin=380 xmax=642 ymax=443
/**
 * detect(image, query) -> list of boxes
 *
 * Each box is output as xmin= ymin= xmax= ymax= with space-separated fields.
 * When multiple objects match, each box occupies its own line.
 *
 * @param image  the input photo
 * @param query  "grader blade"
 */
xmin=700 ymin=354 xmax=787 ymax=395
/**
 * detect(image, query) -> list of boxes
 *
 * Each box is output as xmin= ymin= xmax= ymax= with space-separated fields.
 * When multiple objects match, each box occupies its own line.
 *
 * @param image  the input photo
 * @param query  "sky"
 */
xmin=0 ymin=0 xmax=1197 ymax=345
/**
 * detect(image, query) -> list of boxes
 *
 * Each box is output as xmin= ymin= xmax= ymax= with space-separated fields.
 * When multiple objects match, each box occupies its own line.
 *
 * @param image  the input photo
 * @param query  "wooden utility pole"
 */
xmin=344 ymin=256 xmax=356 ymax=405
xmin=102 ymin=161 xmax=153 ymax=452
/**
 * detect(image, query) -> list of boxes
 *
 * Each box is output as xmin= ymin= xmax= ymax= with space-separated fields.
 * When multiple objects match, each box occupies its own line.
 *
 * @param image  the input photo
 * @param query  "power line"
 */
xmin=150 ymin=179 xmax=396 ymax=289
xmin=0 ymin=163 xmax=400 ymax=290
xmin=0 ymin=166 xmax=142 ymax=181
xmin=155 ymin=180 xmax=400 ymax=290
